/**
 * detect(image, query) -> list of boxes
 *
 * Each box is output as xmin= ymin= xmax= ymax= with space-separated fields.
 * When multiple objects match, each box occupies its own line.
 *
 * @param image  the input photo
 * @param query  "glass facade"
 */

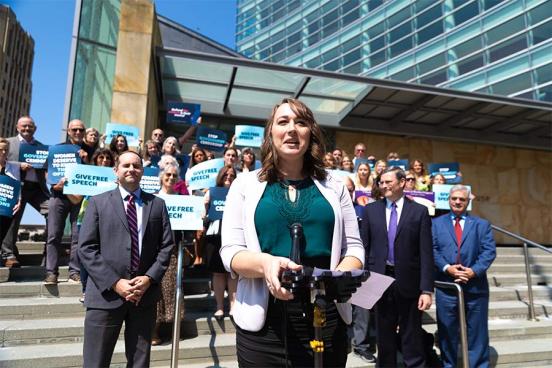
xmin=68 ymin=0 xmax=121 ymax=132
xmin=236 ymin=0 xmax=552 ymax=102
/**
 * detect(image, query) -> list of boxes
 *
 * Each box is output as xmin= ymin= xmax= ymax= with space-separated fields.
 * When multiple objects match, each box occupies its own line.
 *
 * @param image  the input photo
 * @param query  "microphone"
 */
xmin=289 ymin=223 xmax=303 ymax=264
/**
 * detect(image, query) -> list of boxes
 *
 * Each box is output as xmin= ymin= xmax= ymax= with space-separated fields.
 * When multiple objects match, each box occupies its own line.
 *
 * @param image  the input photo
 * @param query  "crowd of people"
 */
xmin=0 ymin=100 xmax=496 ymax=367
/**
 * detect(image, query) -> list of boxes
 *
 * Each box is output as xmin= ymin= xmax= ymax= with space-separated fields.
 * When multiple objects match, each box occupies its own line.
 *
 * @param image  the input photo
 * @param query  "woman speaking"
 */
xmin=221 ymin=98 xmax=364 ymax=367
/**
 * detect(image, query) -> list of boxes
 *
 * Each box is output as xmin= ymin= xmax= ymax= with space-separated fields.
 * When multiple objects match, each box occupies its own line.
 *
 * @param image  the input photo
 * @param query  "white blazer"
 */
xmin=221 ymin=169 xmax=365 ymax=332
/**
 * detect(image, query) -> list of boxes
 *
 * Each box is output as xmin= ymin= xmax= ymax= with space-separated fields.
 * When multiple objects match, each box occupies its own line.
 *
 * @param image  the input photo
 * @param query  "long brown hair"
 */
xmin=258 ymin=98 xmax=327 ymax=183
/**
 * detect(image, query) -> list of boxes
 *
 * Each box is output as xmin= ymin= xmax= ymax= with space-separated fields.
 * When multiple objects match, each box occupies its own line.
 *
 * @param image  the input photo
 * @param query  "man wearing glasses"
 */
xmin=3 ymin=116 xmax=50 ymax=268
xmin=44 ymin=119 xmax=89 ymax=284
xmin=150 ymin=129 xmax=164 ymax=151
xmin=353 ymin=142 xmax=367 ymax=165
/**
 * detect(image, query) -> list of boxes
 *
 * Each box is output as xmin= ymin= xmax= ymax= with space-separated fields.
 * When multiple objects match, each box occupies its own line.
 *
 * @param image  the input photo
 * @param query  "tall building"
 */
xmin=0 ymin=5 xmax=34 ymax=137
xmin=236 ymin=0 xmax=552 ymax=102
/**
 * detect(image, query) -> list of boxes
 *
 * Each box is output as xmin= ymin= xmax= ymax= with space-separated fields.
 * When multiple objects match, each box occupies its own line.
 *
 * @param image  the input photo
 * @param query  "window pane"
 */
xmin=416 ymin=4 xmax=442 ymax=28
xmin=452 ymin=36 xmax=482 ymax=58
xmin=322 ymin=46 xmax=340 ymax=63
xmin=483 ymin=0 xmax=505 ymax=11
xmin=390 ymin=37 xmax=413 ymax=58
xmin=417 ymin=21 xmax=443 ymax=44
xmin=420 ymin=70 xmax=447 ymax=85
xmin=452 ymin=2 xmax=479 ymax=26
xmin=528 ymin=1 xmax=552 ymax=26
xmin=370 ymin=36 xmax=385 ymax=53
xmin=390 ymin=66 xmax=415 ymax=81
xmin=490 ymin=72 xmax=532 ymax=95
xmin=418 ymin=52 xmax=446 ymax=75
xmin=489 ymin=35 xmax=528 ymax=62
xmin=369 ymin=0 xmax=383 ymax=12
xmin=79 ymin=0 xmax=120 ymax=47
xmin=308 ymin=33 xmax=320 ymax=46
xmin=486 ymin=15 xmax=525 ymax=45
xmin=343 ymin=35 xmax=362 ymax=52
xmin=368 ymin=22 xmax=384 ymax=39
xmin=371 ymin=50 xmax=386 ymax=67
xmin=536 ymin=63 xmax=552 ymax=85
xmin=390 ymin=22 xmax=412 ymax=43
xmin=342 ymin=0 xmax=360 ymax=13
xmin=305 ymin=56 xmax=321 ymax=69
xmin=537 ymin=85 xmax=552 ymax=102
xmin=532 ymin=20 xmax=552 ymax=45
xmin=343 ymin=8 xmax=361 ymax=24
xmin=343 ymin=61 xmax=362 ymax=74
xmin=322 ymin=10 xmax=339 ymax=27
xmin=323 ymin=21 xmax=339 ymax=38
xmin=322 ymin=59 xmax=340 ymax=71
xmin=389 ymin=6 xmax=411 ymax=28
xmin=343 ymin=48 xmax=362 ymax=66
xmin=456 ymin=53 xmax=484 ymax=75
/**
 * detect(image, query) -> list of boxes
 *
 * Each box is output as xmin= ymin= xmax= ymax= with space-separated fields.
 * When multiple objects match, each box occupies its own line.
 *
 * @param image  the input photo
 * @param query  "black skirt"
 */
xmin=236 ymin=292 xmax=348 ymax=368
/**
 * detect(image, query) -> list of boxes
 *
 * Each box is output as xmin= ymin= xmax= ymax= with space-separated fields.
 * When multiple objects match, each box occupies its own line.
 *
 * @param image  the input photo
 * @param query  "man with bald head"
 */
xmin=44 ymin=119 xmax=89 ymax=284
xmin=2 ymin=117 xmax=50 ymax=268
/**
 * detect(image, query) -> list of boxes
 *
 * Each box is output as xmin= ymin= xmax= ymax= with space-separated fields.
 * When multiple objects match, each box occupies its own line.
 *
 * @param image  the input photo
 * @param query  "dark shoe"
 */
xmin=4 ymin=258 xmax=20 ymax=268
xmin=151 ymin=337 xmax=162 ymax=346
xmin=44 ymin=273 xmax=58 ymax=285
xmin=68 ymin=273 xmax=81 ymax=283
xmin=354 ymin=349 xmax=376 ymax=363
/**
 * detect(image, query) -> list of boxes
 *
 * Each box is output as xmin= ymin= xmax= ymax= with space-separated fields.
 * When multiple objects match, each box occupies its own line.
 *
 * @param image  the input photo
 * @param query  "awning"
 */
xmin=156 ymin=48 xmax=552 ymax=151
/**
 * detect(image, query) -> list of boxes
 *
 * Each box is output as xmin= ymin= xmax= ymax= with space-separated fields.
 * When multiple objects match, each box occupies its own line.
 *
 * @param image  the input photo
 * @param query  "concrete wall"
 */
xmin=110 ymin=0 xmax=158 ymax=139
xmin=336 ymin=131 xmax=552 ymax=245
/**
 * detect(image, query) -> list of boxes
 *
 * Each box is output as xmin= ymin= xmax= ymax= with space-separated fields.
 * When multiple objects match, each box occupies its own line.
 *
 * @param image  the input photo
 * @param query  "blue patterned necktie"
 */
xmin=387 ymin=202 xmax=397 ymax=265
xmin=126 ymin=194 xmax=140 ymax=272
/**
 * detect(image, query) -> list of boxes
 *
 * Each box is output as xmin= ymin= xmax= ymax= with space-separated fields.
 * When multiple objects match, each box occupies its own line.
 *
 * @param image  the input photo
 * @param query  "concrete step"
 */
xmin=487 ymin=273 xmax=552 ymax=286
xmin=493 ymin=255 xmax=552 ymax=265
xmin=0 ymin=333 xmax=238 ymax=368
xmin=490 ymin=264 xmax=552 ymax=273
xmin=496 ymin=247 xmax=552 ymax=256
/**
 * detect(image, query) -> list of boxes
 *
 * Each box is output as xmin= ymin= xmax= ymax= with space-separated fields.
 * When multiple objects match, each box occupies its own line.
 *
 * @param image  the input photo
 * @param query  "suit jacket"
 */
xmin=361 ymin=197 xmax=434 ymax=298
xmin=78 ymin=188 xmax=174 ymax=309
xmin=7 ymin=135 xmax=49 ymax=196
xmin=432 ymin=213 xmax=496 ymax=294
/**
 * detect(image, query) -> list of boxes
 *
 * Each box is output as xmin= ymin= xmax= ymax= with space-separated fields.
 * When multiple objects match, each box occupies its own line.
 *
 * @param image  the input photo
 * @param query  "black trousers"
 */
xmin=236 ymin=294 xmax=348 ymax=368
xmin=375 ymin=273 xmax=426 ymax=368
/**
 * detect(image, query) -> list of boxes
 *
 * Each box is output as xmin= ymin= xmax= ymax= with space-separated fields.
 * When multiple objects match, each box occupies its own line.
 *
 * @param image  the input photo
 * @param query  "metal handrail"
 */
xmin=491 ymin=225 xmax=551 ymax=321
xmin=171 ymin=234 xmax=190 ymax=367
xmin=434 ymin=281 xmax=469 ymax=368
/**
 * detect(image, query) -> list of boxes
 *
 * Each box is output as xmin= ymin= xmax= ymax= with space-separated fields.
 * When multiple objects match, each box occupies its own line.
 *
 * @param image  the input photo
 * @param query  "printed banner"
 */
xmin=387 ymin=159 xmax=409 ymax=171
xmin=148 ymin=155 xmax=160 ymax=168
xmin=105 ymin=123 xmax=140 ymax=147
xmin=433 ymin=184 xmax=472 ymax=211
xmin=47 ymin=144 xmax=82 ymax=185
xmin=207 ymin=187 xmax=229 ymax=221
xmin=156 ymin=194 xmax=204 ymax=230
xmin=19 ymin=143 xmax=49 ymax=168
xmin=63 ymin=164 xmax=117 ymax=196
xmin=166 ymin=102 xmax=201 ymax=125
xmin=185 ymin=158 xmax=225 ymax=190
xmin=196 ymin=126 xmax=227 ymax=152
xmin=0 ymin=175 xmax=21 ymax=218
xmin=140 ymin=167 xmax=161 ymax=194
xmin=428 ymin=162 xmax=462 ymax=184
xmin=405 ymin=190 xmax=436 ymax=216
xmin=354 ymin=190 xmax=372 ymax=206
xmin=235 ymin=125 xmax=264 ymax=147
xmin=354 ymin=158 xmax=374 ymax=172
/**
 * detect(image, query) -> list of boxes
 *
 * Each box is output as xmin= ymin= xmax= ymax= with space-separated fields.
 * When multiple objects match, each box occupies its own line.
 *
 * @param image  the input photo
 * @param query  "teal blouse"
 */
xmin=254 ymin=178 xmax=335 ymax=267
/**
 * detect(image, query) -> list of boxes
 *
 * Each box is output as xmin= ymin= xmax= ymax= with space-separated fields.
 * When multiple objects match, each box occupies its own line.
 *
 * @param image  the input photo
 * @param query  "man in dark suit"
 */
xmin=432 ymin=185 xmax=496 ymax=368
xmin=2 ymin=116 xmax=50 ymax=268
xmin=361 ymin=167 xmax=433 ymax=367
xmin=78 ymin=150 xmax=174 ymax=367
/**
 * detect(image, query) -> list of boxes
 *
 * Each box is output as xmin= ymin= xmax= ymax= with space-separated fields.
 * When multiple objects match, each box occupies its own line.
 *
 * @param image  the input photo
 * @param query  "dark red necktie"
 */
xmin=126 ymin=194 xmax=140 ymax=272
xmin=455 ymin=217 xmax=463 ymax=264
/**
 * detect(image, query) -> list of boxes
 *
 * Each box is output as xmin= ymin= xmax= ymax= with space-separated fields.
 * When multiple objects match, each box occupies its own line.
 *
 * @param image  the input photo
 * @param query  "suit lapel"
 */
xmin=395 ymin=197 xmax=411 ymax=238
xmin=446 ymin=217 xmax=457 ymax=245
xmin=110 ymin=189 xmax=130 ymax=233
xmin=461 ymin=215 xmax=474 ymax=246
xmin=141 ymin=192 xmax=153 ymax=236
xmin=377 ymin=199 xmax=387 ymax=235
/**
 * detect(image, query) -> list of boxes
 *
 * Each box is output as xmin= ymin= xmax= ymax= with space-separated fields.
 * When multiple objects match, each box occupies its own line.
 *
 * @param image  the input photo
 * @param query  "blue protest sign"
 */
xmin=175 ymin=154 xmax=190 ymax=180
xmin=235 ymin=125 xmax=264 ymax=147
xmin=428 ymin=162 xmax=461 ymax=184
xmin=167 ymin=102 xmax=201 ymax=125
xmin=196 ymin=126 xmax=227 ymax=152
xmin=405 ymin=190 xmax=436 ymax=216
xmin=185 ymin=158 xmax=225 ymax=190
xmin=387 ymin=159 xmax=409 ymax=171
xmin=0 ymin=176 xmax=20 ymax=218
xmin=140 ymin=167 xmax=161 ymax=194
xmin=149 ymin=155 xmax=161 ymax=168
xmin=63 ymin=164 xmax=117 ymax=196
xmin=105 ymin=123 xmax=140 ymax=147
xmin=433 ymin=184 xmax=472 ymax=211
xmin=156 ymin=194 xmax=204 ymax=230
xmin=19 ymin=143 xmax=49 ymax=168
xmin=207 ymin=187 xmax=229 ymax=221
xmin=354 ymin=158 xmax=371 ymax=172
xmin=47 ymin=144 xmax=82 ymax=185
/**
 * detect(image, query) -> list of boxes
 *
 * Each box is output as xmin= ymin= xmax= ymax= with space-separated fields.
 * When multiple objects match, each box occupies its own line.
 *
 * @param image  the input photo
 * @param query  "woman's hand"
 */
xmin=261 ymin=254 xmax=302 ymax=301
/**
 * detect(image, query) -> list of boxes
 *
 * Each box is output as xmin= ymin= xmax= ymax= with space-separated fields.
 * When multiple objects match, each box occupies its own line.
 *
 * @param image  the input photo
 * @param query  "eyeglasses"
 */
xmin=164 ymin=173 xmax=178 ymax=178
xmin=71 ymin=128 xmax=85 ymax=132
xmin=406 ymin=178 xmax=415 ymax=181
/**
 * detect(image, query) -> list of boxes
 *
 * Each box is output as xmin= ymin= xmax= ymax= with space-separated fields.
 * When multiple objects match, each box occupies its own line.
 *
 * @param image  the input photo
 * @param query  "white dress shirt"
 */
xmin=385 ymin=195 xmax=405 ymax=230
xmin=119 ymin=186 xmax=144 ymax=255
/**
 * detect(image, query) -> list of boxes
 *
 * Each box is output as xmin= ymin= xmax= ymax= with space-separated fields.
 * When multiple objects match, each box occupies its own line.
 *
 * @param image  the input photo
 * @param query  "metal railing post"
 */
xmin=170 ymin=238 xmax=185 ymax=368
xmin=522 ymin=242 xmax=538 ymax=321
xmin=435 ymin=281 xmax=469 ymax=368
